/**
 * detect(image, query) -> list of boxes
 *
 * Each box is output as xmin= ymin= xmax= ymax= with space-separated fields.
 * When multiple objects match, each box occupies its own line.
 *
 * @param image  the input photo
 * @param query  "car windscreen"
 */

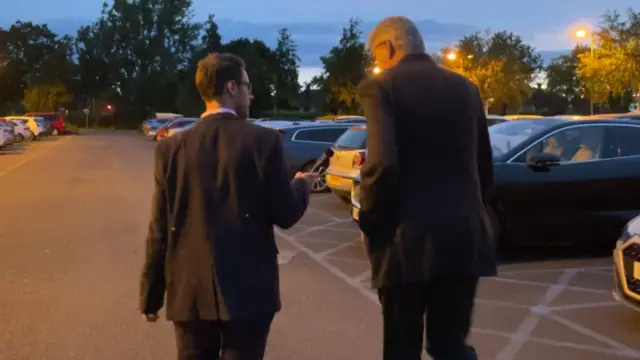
xmin=489 ymin=119 xmax=564 ymax=158
xmin=334 ymin=128 xmax=367 ymax=149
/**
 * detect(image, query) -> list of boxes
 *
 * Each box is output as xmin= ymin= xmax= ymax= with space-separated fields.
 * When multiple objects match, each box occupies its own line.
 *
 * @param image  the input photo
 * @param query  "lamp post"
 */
xmin=575 ymin=28 xmax=595 ymax=115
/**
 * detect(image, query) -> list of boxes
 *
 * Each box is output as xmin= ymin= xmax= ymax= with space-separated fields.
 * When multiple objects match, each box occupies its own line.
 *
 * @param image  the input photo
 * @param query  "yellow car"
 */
xmin=613 ymin=215 xmax=640 ymax=312
xmin=504 ymin=115 xmax=542 ymax=120
xmin=326 ymin=125 xmax=367 ymax=204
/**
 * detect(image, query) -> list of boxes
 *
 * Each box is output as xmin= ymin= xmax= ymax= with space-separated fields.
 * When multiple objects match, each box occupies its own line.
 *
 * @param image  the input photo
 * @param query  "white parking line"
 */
xmin=318 ymin=240 xmax=358 ymax=256
xmin=494 ymin=269 xmax=579 ymax=360
xmin=0 ymin=137 xmax=70 ymax=178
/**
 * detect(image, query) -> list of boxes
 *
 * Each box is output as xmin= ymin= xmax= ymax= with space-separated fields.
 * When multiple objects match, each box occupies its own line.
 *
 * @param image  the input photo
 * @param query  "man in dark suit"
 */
xmin=139 ymin=53 xmax=317 ymax=360
xmin=357 ymin=16 xmax=498 ymax=360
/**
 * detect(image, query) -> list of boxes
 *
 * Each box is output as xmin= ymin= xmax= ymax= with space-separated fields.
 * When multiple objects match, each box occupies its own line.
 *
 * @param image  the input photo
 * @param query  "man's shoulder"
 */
xmin=357 ymin=75 xmax=383 ymax=96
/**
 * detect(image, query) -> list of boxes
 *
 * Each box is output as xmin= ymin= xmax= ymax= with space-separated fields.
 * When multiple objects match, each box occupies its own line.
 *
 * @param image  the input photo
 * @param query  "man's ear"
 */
xmin=225 ymin=81 xmax=237 ymax=96
xmin=386 ymin=41 xmax=396 ymax=60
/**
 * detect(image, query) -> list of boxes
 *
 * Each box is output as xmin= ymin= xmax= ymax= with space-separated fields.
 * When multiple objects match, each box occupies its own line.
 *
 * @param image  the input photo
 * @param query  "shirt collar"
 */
xmin=201 ymin=108 xmax=237 ymax=118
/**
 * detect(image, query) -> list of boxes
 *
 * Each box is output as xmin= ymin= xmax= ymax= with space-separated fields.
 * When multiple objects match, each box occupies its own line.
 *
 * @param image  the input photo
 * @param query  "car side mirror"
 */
xmin=527 ymin=152 xmax=561 ymax=171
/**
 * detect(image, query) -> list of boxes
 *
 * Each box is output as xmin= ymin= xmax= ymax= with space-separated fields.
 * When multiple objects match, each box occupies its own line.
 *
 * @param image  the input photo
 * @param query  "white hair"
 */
xmin=367 ymin=16 xmax=426 ymax=54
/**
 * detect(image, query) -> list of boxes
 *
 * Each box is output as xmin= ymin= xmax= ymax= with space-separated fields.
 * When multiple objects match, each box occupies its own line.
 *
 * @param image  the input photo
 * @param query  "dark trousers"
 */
xmin=377 ymin=278 xmax=479 ymax=360
xmin=174 ymin=316 xmax=274 ymax=360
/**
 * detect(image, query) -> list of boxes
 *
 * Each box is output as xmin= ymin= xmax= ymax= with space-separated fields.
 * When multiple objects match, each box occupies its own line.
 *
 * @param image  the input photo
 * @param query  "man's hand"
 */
xmin=295 ymin=172 xmax=319 ymax=188
xmin=142 ymin=313 xmax=159 ymax=322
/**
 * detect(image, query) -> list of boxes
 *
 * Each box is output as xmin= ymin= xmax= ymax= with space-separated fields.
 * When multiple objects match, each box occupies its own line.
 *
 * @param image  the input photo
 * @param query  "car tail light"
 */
xmin=352 ymin=151 xmax=366 ymax=167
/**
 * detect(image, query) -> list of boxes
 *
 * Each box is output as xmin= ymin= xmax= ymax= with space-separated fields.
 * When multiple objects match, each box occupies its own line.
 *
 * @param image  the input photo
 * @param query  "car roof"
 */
xmin=258 ymin=120 xmax=350 ymax=130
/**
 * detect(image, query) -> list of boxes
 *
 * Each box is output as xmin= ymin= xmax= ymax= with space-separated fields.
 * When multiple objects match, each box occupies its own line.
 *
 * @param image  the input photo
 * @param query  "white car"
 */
xmin=4 ymin=116 xmax=41 ymax=139
xmin=7 ymin=119 xmax=32 ymax=141
xmin=613 ymin=215 xmax=640 ymax=312
xmin=0 ymin=122 xmax=15 ymax=145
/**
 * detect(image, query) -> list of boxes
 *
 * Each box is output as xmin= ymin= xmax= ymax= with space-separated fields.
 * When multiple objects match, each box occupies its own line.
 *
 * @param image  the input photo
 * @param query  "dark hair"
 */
xmin=195 ymin=53 xmax=245 ymax=101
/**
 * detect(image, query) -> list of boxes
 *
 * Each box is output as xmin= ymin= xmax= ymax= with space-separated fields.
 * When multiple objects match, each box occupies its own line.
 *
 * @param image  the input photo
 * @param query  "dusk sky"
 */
xmin=3 ymin=0 xmax=635 ymax=50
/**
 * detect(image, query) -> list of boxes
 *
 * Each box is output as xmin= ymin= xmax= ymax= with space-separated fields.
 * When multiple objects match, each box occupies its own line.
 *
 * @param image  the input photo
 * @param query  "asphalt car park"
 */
xmin=0 ymin=131 xmax=638 ymax=360
xmin=279 ymin=194 xmax=640 ymax=359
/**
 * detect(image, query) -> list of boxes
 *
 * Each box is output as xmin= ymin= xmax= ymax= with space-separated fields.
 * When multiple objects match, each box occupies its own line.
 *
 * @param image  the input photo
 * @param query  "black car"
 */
xmin=351 ymin=117 xmax=640 ymax=248
xmin=259 ymin=121 xmax=353 ymax=192
xmin=489 ymin=118 xmax=640 ymax=247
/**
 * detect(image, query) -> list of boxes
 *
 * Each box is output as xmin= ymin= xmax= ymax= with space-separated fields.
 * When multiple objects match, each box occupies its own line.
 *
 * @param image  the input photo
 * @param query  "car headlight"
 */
xmin=618 ymin=226 xmax=634 ymax=245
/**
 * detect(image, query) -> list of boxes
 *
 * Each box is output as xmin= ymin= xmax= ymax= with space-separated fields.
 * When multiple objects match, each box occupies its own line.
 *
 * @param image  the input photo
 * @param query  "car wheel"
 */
xmin=303 ymin=162 xmax=328 ymax=193
xmin=15 ymin=133 xmax=24 ymax=142
xmin=52 ymin=128 xmax=59 ymax=136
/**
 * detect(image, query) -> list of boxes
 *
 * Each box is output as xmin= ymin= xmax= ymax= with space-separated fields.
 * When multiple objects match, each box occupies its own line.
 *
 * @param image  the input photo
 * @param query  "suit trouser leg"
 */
xmin=378 ymin=282 xmax=428 ymax=360
xmin=174 ymin=320 xmax=222 ymax=360
xmin=424 ymin=277 xmax=479 ymax=360
xmin=174 ymin=315 xmax=274 ymax=360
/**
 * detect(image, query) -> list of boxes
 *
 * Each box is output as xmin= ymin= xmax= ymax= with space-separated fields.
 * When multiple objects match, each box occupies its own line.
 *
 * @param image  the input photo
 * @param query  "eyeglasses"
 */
xmin=239 ymin=81 xmax=252 ymax=93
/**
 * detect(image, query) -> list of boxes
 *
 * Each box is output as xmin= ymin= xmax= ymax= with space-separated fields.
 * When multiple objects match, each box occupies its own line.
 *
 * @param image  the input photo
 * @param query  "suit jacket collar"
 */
xmin=201 ymin=112 xmax=239 ymax=122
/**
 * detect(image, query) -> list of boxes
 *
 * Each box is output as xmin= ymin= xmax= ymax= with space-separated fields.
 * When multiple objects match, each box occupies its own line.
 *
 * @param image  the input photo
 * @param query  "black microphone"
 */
xmin=310 ymin=148 xmax=334 ymax=172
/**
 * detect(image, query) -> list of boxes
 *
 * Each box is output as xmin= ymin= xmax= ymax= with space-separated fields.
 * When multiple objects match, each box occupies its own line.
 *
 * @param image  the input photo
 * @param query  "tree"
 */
xmin=222 ymin=38 xmax=277 ymax=116
xmin=312 ymin=18 xmax=371 ymax=114
xmin=201 ymin=14 xmax=222 ymax=51
xmin=576 ymin=9 xmax=640 ymax=109
xmin=24 ymin=82 xmax=71 ymax=112
xmin=273 ymin=28 xmax=300 ymax=110
xmin=74 ymin=0 xmax=201 ymax=122
xmin=545 ymin=45 xmax=590 ymax=113
xmin=0 ymin=21 xmax=74 ymax=111
xmin=441 ymin=30 xmax=543 ymax=113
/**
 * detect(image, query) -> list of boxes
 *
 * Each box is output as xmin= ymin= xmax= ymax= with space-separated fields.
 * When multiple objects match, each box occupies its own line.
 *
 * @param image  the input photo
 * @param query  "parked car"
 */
xmin=23 ymin=112 xmax=66 ymax=135
xmin=155 ymin=118 xmax=199 ymax=140
xmin=613 ymin=215 xmax=640 ymax=312
xmin=487 ymin=115 xmax=509 ymax=126
xmin=0 ymin=125 xmax=11 ymax=149
xmin=142 ymin=118 xmax=173 ymax=138
xmin=270 ymin=122 xmax=354 ymax=192
xmin=326 ymin=125 xmax=367 ymax=203
xmin=352 ymin=117 xmax=640 ymax=248
xmin=33 ymin=117 xmax=51 ymax=136
xmin=504 ymin=115 xmax=543 ymax=120
xmin=2 ymin=118 xmax=31 ymax=141
xmin=4 ymin=116 xmax=41 ymax=139
xmin=0 ymin=121 xmax=15 ymax=146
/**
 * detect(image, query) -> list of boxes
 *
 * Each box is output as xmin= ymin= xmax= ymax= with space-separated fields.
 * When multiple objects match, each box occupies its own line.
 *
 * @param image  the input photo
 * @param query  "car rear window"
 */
xmin=334 ymin=128 xmax=367 ymax=149
xmin=38 ymin=114 xmax=57 ymax=122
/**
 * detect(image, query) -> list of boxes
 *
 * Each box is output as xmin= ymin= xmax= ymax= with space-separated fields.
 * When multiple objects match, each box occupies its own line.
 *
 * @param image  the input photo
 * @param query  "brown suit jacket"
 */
xmin=140 ymin=113 xmax=310 ymax=321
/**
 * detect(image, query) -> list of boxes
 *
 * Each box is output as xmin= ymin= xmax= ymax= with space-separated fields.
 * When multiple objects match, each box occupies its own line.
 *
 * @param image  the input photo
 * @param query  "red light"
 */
xmin=106 ymin=105 xmax=112 ymax=111
xmin=352 ymin=151 xmax=366 ymax=167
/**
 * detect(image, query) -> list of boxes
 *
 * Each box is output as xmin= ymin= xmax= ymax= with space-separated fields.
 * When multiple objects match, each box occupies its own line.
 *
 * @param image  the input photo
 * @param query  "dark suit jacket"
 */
xmin=139 ymin=112 xmax=310 ymax=321
xmin=357 ymin=53 xmax=498 ymax=289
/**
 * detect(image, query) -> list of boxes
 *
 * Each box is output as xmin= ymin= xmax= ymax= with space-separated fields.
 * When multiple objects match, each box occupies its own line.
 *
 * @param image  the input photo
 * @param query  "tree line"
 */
xmin=0 ymin=2 xmax=637 ymax=128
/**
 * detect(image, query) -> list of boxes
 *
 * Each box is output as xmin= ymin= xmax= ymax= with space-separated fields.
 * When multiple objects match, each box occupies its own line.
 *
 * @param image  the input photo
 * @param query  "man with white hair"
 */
xmin=356 ymin=16 xmax=497 ymax=360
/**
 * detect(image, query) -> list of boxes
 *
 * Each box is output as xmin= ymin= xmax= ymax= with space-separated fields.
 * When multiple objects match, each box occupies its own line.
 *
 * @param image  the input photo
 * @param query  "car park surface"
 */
xmin=0 ymin=131 xmax=638 ymax=360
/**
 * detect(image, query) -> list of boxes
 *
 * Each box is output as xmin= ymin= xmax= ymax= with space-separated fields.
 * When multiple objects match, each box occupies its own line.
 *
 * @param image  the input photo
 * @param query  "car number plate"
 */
xmin=634 ymin=262 xmax=640 ymax=280
xmin=352 ymin=206 xmax=359 ymax=220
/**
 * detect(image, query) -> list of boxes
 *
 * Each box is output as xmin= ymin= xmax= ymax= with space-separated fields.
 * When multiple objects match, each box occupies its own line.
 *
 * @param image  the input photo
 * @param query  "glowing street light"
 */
xmin=446 ymin=52 xmax=457 ymax=61
xmin=575 ymin=29 xmax=588 ymax=39
xmin=372 ymin=66 xmax=381 ymax=75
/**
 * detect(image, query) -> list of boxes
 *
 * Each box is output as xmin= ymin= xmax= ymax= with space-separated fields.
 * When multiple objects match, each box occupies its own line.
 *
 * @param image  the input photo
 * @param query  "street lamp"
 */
xmin=575 ymin=28 xmax=595 ymax=115
xmin=372 ymin=66 xmax=381 ymax=75
xmin=446 ymin=51 xmax=457 ymax=61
